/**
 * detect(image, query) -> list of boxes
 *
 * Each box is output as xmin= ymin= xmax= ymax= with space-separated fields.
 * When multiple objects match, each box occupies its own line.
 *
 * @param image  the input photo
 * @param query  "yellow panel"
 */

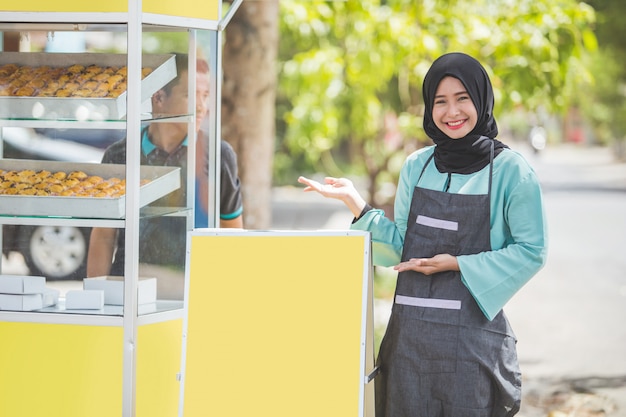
xmin=0 ymin=322 xmax=123 ymax=417
xmin=144 ymin=0 xmax=220 ymax=21
xmin=137 ymin=319 xmax=184 ymax=417
xmin=183 ymin=234 xmax=368 ymax=417
xmin=4 ymin=0 xmax=219 ymax=16
xmin=1 ymin=1 xmax=127 ymax=12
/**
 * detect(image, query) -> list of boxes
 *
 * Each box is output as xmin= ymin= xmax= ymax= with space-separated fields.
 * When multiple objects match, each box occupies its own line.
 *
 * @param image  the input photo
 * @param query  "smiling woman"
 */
xmin=298 ymin=52 xmax=548 ymax=416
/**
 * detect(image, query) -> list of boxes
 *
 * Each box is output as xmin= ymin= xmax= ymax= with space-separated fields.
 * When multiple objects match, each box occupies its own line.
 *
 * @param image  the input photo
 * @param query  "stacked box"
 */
xmin=0 ymin=275 xmax=59 ymax=311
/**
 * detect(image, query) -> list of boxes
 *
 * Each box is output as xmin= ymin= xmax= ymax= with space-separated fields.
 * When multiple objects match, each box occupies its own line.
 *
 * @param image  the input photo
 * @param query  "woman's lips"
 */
xmin=446 ymin=119 xmax=466 ymax=130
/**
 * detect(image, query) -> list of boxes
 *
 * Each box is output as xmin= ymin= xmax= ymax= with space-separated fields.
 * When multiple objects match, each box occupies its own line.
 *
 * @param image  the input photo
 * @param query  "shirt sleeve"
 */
xmin=219 ymin=140 xmax=243 ymax=220
xmin=458 ymin=154 xmax=548 ymax=320
xmin=350 ymin=149 xmax=430 ymax=266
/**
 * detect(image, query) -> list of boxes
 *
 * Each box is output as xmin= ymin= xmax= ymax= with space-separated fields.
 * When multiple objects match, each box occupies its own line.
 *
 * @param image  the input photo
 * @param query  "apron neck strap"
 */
xmin=419 ymin=143 xmax=495 ymax=196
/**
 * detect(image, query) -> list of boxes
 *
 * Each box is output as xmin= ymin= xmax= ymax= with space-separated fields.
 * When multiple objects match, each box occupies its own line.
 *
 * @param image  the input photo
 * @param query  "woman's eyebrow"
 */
xmin=435 ymin=90 xmax=468 ymax=99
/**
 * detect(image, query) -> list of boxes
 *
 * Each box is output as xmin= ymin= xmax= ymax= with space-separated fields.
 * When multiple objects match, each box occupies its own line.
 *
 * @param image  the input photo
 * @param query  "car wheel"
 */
xmin=22 ymin=226 xmax=90 ymax=281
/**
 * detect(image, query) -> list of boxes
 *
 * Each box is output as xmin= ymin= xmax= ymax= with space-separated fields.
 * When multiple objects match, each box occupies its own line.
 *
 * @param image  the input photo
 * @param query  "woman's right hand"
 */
xmin=297 ymin=176 xmax=367 ymax=217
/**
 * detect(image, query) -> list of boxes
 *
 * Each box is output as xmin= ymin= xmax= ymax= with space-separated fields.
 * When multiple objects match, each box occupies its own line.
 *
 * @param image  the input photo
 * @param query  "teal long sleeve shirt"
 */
xmin=351 ymin=145 xmax=548 ymax=320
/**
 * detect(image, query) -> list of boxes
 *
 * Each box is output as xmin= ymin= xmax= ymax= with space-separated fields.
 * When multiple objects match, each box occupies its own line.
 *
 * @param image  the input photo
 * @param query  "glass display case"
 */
xmin=0 ymin=2 xmax=240 ymax=417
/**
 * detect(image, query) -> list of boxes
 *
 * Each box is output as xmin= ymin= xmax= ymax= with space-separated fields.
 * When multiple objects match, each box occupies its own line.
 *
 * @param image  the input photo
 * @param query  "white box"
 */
xmin=65 ymin=290 xmax=104 ymax=310
xmin=83 ymin=276 xmax=157 ymax=305
xmin=0 ymin=288 xmax=59 ymax=311
xmin=0 ymin=274 xmax=46 ymax=294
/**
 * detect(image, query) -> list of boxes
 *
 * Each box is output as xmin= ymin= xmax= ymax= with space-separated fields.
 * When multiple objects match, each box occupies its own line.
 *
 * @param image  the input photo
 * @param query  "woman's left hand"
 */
xmin=393 ymin=254 xmax=459 ymax=275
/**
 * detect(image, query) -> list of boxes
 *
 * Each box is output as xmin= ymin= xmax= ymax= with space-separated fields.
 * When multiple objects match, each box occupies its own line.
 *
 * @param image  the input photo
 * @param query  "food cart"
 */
xmin=0 ymin=2 xmax=376 ymax=416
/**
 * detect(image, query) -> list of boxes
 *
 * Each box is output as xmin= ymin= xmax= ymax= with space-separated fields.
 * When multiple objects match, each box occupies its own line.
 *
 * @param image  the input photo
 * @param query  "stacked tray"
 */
xmin=0 ymin=52 xmax=176 ymax=120
xmin=0 ymin=159 xmax=180 ymax=218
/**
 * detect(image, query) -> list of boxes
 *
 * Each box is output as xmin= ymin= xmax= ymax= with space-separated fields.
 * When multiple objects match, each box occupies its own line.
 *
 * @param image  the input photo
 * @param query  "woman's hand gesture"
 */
xmin=393 ymin=254 xmax=459 ymax=275
xmin=298 ymin=176 xmax=367 ymax=218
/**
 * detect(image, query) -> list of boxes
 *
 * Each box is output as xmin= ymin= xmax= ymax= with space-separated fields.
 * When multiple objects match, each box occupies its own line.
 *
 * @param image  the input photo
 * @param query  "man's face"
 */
xmin=195 ymin=70 xmax=210 ymax=130
xmin=154 ymin=69 xmax=211 ymax=133
xmin=154 ymin=69 xmax=190 ymax=117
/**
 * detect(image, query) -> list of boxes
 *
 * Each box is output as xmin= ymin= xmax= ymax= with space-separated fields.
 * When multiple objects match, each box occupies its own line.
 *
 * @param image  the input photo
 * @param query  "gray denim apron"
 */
xmin=376 ymin=147 xmax=522 ymax=417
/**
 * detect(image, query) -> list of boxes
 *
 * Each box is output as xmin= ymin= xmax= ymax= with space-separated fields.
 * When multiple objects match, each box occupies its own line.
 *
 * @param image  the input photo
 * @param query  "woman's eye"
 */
xmin=434 ymin=99 xmax=445 ymax=105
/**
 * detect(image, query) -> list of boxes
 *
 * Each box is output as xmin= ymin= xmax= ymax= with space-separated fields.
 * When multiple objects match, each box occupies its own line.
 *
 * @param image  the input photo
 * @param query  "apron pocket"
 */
xmin=395 ymin=314 xmax=459 ymax=374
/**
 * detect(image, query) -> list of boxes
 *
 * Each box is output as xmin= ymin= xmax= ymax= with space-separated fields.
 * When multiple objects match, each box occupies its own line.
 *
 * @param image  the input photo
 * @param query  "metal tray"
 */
xmin=0 ymin=159 xmax=180 ymax=219
xmin=0 ymin=52 xmax=176 ymax=120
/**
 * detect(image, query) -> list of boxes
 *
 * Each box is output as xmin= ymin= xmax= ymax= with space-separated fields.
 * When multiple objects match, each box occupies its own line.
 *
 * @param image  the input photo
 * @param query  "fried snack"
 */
xmin=68 ymin=170 xmax=88 ymax=180
xmin=116 ymin=66 xmax=128 ymax=77
xmin=13 ymin=86 xmax=36 ymax=97
xmin=85 ymin=65 xmax=102 ymax=74
xmin=71 ymin=89 xmax=92 ymax=97
xmin=109 ymin=87 xmax=125 ymax=98
xmin=82 ymin=81 xmax=99 ymax=91
xmin=55 ymin=89 xmax=73 ymax=97
xmin=47 ymin=184 xmax=64 ymax=194
xmin=19 ymin=188 xmax=37 ymax=196
xmin=92 ymin=89 xmax=109 ymax=98
xmin=0 ymin=63 xmax=158 ymax=98
xmin=85 ymin=175 xmax=103 ymax=184
xmin=17 ymin=169 xmax=36 ymax=178
xmin=26 ymin=78 xmax=46 ymax=89
xmin=3 ymin=172 xmax=21 ymax=182
xmin=67 ymin=64 xmax=85 ymax=74
xmin=92 ymin=72 xmax=110 ymax=82
xmin=52 ymin=171 xmax=67 ymax=180
xmin=36 ymin=170 xmax=51 ymax=180
xmin=63 ymin=82 xmax=80 ymax=92
xmin=62 ymin=178 xmax=80 ymax=188
xmin=103 ymin=66 xmax=119 ymax=75
xmin=0 ymin=168 xmax=132 ymax=198
xmin=105 ymin=74 xmax=124 ymax=87
xmin=0 ymin=64 xmax=18 ymax=77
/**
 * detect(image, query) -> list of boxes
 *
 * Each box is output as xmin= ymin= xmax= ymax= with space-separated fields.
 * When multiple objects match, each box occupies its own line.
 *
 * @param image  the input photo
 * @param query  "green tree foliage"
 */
xmin=276 ymin=0 xmax=596 ymax=206
xmin=576 ymin=0 xmax=626 ymax=154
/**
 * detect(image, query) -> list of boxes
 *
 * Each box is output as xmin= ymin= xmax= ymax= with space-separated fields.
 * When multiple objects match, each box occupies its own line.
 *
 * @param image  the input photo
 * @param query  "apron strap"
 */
xmin=418 ymin=144 xmax=494 ymax=195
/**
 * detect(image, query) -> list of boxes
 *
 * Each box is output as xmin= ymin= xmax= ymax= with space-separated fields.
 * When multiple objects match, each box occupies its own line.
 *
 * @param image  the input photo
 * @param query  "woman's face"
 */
xmin=432 ymin=76 xmax=477 ymax=139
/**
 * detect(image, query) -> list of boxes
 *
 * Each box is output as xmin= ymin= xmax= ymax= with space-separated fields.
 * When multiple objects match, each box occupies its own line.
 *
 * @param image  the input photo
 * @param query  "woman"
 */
xmin=298 ymin=52 xmax=547 ymax=416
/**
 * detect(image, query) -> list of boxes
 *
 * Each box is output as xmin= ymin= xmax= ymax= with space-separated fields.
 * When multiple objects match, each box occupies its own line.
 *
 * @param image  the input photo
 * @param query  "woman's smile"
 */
xmin=446 ymin=119 xmax=468 ymax=129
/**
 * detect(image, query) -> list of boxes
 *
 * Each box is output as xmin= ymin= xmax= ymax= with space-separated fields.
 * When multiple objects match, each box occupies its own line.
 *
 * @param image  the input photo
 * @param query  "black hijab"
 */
xmin=422 ymin=52 xmax=508 ymax=174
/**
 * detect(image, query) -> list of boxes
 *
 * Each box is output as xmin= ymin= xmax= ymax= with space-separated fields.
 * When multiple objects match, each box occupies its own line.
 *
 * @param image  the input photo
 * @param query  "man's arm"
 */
xmin=220 ymin=216 xmax=243 ymax=229
xmin=86 ymin=227 xmax=117 ymax=277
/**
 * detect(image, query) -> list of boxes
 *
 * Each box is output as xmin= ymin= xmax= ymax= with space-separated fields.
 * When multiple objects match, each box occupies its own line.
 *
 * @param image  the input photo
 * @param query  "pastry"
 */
xmin=68 ymin=170 xmax=88 ymax=180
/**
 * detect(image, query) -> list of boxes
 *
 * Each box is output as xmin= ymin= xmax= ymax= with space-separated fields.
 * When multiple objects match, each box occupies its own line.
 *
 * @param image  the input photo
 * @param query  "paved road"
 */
xmin=275 ymin=142 xmax=626 ymax=417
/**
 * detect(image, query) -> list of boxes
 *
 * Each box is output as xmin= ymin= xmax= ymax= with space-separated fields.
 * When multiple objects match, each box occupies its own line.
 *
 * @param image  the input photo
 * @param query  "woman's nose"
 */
xmin=447 ymin=103 xmax=460 ymax=116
